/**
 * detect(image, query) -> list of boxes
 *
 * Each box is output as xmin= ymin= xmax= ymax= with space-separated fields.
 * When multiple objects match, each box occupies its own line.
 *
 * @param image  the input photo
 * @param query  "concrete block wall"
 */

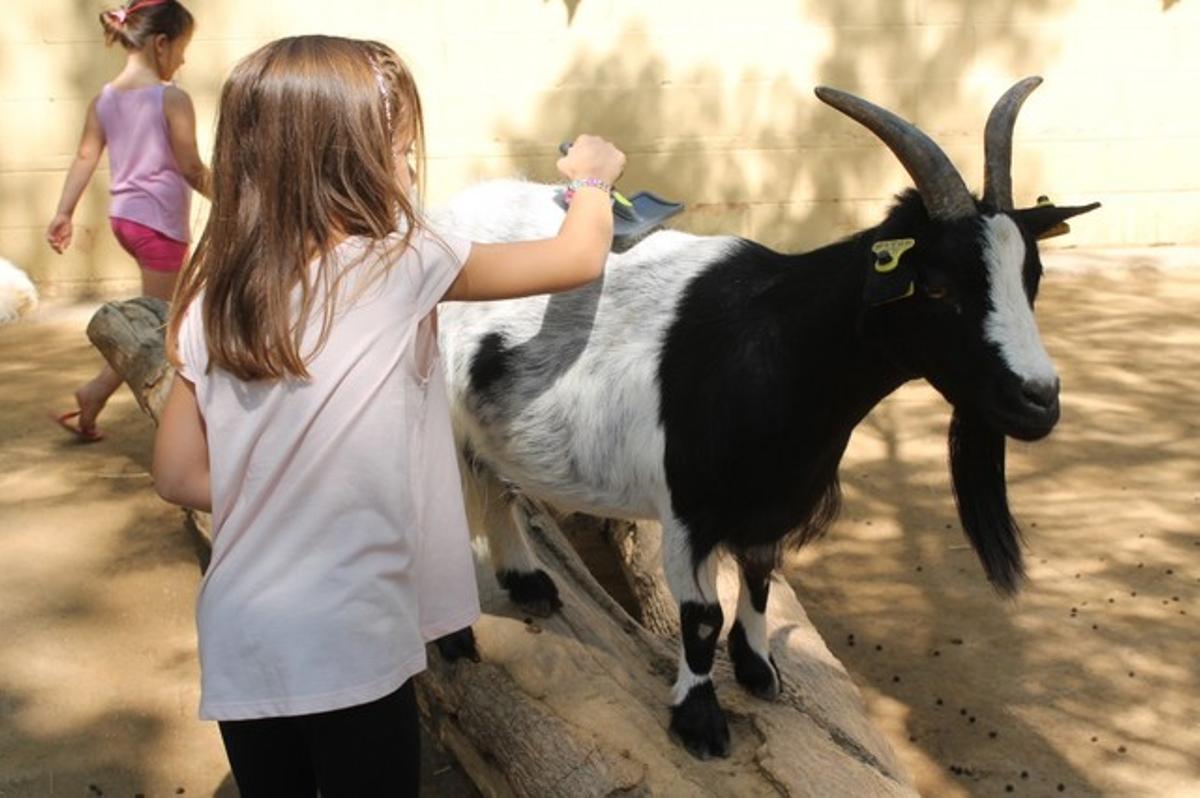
xmin=3 ymin=0 xmax=1197 ymax=295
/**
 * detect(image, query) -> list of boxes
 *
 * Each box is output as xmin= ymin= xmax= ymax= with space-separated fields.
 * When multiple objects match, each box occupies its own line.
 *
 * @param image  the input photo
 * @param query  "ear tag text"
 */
xmin=865 ymin=238 xmax=917 ymax=306
xmin=872 ymin=238 xmax=915 ymax=273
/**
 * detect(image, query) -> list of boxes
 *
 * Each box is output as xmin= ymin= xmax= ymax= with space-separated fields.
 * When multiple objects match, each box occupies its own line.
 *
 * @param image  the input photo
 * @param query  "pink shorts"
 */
xmin=111 ymin=218 xmax=189 ymax=273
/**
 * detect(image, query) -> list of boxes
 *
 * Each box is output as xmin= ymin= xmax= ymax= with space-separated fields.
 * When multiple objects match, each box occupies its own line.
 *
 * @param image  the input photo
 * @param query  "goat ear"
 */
xmin=1012 ymin=199 xmax=1101 ymax=240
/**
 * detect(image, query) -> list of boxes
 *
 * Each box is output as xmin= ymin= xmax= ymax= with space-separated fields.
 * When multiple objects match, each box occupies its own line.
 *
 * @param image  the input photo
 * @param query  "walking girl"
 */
xmin=48 ymin=0 xmax=208 ymax=441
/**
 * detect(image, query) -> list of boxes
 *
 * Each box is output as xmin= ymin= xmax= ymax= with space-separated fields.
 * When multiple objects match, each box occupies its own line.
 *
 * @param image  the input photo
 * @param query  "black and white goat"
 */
xmin=433 ymin=78 xmax=1099 ymax=759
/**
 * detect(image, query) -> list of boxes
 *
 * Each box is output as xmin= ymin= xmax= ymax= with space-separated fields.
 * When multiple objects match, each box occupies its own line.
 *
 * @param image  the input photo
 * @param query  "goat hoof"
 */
xmin=434 ymin=626 xmax=481 ymax=664
xmin=497 ymin=568 xmax=563 ymax=617
xmin=728 ymin=621 xmax=781 ymax=700
xmin=670 ymin=681 xmax=731 ymax=760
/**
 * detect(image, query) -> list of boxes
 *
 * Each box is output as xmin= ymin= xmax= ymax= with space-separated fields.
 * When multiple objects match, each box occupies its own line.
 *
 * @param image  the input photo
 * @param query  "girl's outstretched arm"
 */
xmin=442 ymin=135 xmax=625 ymax=302
xmin=153 ymin=375 xmax=211 ymax=512
xmin=164 ymin=86 xmax=211 ymax=198
xmin=46 ymin=98 xmax=106 ymax=253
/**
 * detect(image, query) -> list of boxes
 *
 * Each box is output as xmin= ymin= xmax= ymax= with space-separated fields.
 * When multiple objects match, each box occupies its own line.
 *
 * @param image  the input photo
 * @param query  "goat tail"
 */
xmin=456 ymin=443 xmax=511 ymax=545
xmin=948 ymin=410 xmax=1025 ymax=596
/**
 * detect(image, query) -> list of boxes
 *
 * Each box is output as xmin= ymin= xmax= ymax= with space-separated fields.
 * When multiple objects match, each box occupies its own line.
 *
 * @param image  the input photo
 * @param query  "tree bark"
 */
xmin=86 ymin=297 xmax=174 ymax=424
xmin=90 ymin=298 xmax=916 ymax=797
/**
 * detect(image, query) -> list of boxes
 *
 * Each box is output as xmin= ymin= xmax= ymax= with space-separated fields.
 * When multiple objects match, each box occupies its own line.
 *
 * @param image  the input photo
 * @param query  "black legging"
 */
xmin=217 ymin=680 xmax=420 ymax=797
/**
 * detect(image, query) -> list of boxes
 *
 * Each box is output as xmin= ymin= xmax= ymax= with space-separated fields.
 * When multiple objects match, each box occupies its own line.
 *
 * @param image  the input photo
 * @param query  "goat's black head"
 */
xmin=815 ymin=79 xmax=1099 ymax=594
xmin=816 ymin=78 xmax=1099 ymax=443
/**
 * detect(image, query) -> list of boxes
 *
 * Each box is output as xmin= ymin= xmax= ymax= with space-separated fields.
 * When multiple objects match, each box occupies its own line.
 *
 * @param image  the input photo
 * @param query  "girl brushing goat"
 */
xmin=153 ymin=35 xmax=625 ymax=794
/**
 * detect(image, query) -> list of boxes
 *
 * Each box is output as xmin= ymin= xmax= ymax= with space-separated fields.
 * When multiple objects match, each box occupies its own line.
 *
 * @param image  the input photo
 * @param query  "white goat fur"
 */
xmin=432 ymin=179 xmax=738 ymax=523
xmin=0 ymin=258 xmax=38 ymax=324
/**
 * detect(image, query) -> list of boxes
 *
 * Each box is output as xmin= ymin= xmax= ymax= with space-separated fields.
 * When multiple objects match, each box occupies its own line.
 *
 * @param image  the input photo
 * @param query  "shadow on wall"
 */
xmin=1 ymin=1 xmax=126 ymax=297
xmin=63 ymin=0 xmax=128 ymax=299
xmin=489 ymin=0 xmax=1068 ymax=253
xmin=43 ymin=0 xmax=124 ymax=297
xmin=545 ymin=0 xmax=583 ymax=24
xmin=9 ymin=0 xmax=225 ymax=300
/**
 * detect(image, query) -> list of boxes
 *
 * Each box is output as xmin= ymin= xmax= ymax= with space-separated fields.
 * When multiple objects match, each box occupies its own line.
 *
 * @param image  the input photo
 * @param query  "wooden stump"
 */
xmin=90 ymin=298 xmax=915 ymax=797
xmin=86 ymin=297 xmax=174 ymax=424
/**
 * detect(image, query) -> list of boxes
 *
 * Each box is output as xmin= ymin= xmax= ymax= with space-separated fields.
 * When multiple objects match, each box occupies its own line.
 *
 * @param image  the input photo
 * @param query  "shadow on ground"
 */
xmin=0 ymin=305 xmax=477 ymax=796
xmin=788 ymin=257 xmax=1200 ymax=797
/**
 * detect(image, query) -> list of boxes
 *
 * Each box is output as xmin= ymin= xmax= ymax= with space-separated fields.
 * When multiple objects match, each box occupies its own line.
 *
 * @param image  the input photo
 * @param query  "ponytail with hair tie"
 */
xmin=112 ymin=0 xmax=170 ymax=25
xmin=100 ymin=0 xmax=190 ymax=51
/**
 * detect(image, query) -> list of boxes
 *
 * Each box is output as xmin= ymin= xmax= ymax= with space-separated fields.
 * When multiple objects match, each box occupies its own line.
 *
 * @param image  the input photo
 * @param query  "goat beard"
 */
xmin=948 ymin=409 xmax=1026 ymax=596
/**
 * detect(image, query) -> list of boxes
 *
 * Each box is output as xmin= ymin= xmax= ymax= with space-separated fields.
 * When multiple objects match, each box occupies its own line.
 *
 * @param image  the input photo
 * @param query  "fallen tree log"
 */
xmin=90 ymin=297 xmax=915 ymax=797
xmin=87 ymin=296 xmax=175 ymax=423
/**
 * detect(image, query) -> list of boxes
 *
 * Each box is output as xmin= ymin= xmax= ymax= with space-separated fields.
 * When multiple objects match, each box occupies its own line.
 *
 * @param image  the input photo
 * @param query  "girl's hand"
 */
xmin=557 ymin=135 xmax=625 ymax=187
xmin=443 ymin=136 xmax=626 ymax=303
xmin=46 ymin=213 xmax=73 ymax=254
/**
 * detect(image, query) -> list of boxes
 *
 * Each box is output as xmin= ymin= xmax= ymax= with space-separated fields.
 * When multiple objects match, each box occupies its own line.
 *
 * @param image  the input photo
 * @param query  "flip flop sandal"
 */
xmin=51 ymin=410 xmax=105 ymax=443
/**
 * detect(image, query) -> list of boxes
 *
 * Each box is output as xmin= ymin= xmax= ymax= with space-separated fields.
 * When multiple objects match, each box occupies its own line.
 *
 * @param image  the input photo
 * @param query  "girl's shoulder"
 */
xmin=340 ymin=224 xmax=466 ymax=267
xmin=92 ymin=83 xmax=115 ymax=105
xmin=162 ymin=84 xmax=196 ymax=113
xmin=380 ymin=226 xmax=469 ymax=275
xmin=104 ymin=76 xmax=166 ymax=93
xmin=404 ymin=223 xmax=469 ymax=255
xmin=162 ymin=83 xmax=192 ymax=100
xmin=342 ymin=227 xmax=457 ymax=279
xmin=91 ymin=84 xmax=119 ymax=116
xmin=96 ymin=81 xmax=170 ymax=113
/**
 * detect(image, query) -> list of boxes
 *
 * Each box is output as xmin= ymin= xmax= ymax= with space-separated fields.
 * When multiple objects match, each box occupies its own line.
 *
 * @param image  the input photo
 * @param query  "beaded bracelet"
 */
xmin=563 ymin=177 xmax=613 ymax=202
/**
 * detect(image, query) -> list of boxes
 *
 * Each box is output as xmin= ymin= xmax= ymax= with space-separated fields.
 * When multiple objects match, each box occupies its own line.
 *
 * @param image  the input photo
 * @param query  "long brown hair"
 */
xmin=168 ymin=36 xmax=427 ymax=380
xmin=100 ymin=0 xmax=194 ymax=50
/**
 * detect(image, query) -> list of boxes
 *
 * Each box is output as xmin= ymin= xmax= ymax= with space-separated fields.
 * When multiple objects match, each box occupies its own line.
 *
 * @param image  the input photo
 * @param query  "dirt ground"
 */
xmin=0 ymin=248 xmax=1196 ymax=796
xmin=788 ymin=249 xmax=1200 ymax=797
xmin=0 ymin=304 xmax=472 ymax=797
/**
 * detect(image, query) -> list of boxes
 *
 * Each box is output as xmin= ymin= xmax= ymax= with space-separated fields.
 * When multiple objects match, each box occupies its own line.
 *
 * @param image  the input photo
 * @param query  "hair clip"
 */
xmin=115 ymin=0 xmax=170 ymax=24
xmin=368 ymin=58 xmax=393 ymax=127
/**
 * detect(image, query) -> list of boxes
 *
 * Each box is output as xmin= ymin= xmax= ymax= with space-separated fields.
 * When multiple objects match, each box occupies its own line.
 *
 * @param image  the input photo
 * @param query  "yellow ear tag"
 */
xmin=1035 ymin=195 xmax=1070 ymax=239
xmin=872 ymin=238 xmax=916 ymax=273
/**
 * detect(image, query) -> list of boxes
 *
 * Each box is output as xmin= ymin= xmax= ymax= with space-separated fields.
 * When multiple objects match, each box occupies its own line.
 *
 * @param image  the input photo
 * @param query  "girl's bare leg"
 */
xmin=74 ymin=366 xmax=123 ymax=435
xmin=140 ymin=267 xmax=178 ymax=302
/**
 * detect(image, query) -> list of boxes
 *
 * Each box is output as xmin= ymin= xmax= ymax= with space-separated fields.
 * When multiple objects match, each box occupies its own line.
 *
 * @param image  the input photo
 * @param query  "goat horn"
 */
xmin=815 ymin=86 xmax=976 ymax=221
xmin=983 ymin=76 xmax=1043 ymax=211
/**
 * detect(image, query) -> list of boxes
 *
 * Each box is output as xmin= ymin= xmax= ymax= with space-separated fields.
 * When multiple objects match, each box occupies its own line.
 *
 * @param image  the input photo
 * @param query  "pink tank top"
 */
xmin=96 ymin=83 xmax=192 ymax=243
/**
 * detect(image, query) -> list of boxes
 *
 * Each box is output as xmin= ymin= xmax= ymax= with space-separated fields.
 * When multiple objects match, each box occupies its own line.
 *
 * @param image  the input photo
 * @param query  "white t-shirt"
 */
xmin=176 ymin=228 xmax=480 ymax=721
